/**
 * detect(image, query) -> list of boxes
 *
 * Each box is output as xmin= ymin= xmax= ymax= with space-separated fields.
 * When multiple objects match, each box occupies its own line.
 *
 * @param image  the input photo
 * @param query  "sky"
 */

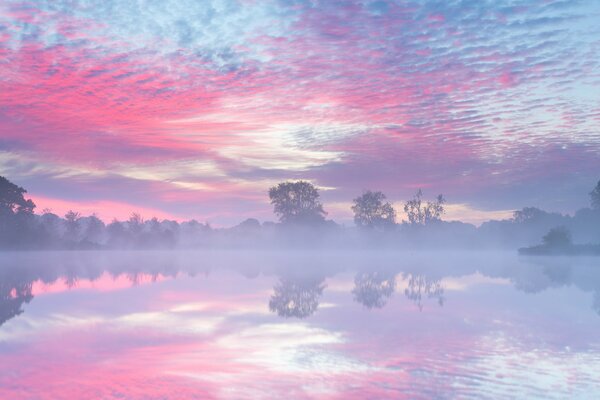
xmin=1 ymin=0 xmax=599 ymax=226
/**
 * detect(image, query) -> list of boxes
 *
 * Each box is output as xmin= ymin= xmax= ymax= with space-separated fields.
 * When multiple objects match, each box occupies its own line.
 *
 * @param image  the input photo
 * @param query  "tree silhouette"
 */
xmin=64 ymin=210 xmax=81 ymax=242
xmin=403 ymin=189 xmax=445 ymax=225
xmin=542 ymin=226 xmax=572 ymax=248
xmin=513 ymin=207 xmax=547 ymax=223
xmin=352 ymin=271 xmax=396 ymax=309
xmin=0 ymin=176 xmax=35 ymax=215
xmin=352 ymin=191 xmax=396 ymax=231
xmin=0 ymin=176 xmax=37 ymax=248
xmin=269 ymin=277 xmax=326 ymax=318
xmin=268 ymin=181 xmax=326 ymax=225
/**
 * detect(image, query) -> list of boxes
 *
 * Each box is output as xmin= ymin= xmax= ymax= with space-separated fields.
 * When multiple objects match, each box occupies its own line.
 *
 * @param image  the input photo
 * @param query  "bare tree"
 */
xmin=404 ymin=189 xmax=445 ymax=225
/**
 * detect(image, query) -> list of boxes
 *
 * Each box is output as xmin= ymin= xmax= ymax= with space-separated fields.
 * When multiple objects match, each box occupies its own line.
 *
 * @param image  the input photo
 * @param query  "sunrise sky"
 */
xmin=1 ymin=0 xmax=599 ymax=225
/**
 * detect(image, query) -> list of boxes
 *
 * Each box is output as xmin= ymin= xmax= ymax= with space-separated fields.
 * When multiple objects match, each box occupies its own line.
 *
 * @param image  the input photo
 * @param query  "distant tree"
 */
xmin=403 ymin=189 xmax=445 ymax=225
xmin=0 ymin=176 xmax=35 ymax=215
xmin=352 ymin=191 xmax=396 ymax=230
xmin=268 ymin=181 xmax=326 ymax=225
xmin=128 ymin=213 xmax=144 ymax=236
xmin=512 ymin=207 xmax=547 ymax=223
xmin=590 ymin=180 xmax=600 ymax=210
xmin=542 ymin=226 xmax=572 ymax=248
xmin=424 ymin=194 xmax=445 ymax=223
xmin=40 ymin=211 xmax=62 ymax=241
xmin=106 ymin=219 xmax=126 ymax=247
xmin=82 ymin=214 xmax=105 ymax=244
xmin=236 ymin=218 xmax=261 ymax=230
xmin=64 ymin=210 xmax=81 ymax=242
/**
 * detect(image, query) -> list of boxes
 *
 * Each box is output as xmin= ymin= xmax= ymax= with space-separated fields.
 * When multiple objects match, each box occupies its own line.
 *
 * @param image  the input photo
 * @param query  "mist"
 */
xmin=2 ymin=176 xmax=600 ymax=254
xmin=2 ymin=0 xmax=600 ymax=396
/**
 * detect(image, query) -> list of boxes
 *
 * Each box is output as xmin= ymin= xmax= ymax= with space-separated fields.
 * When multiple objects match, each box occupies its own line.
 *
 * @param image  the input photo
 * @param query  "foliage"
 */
xmin=268 ymin=181 xmax=326 ymax=225
xmin=512 ymin=207 xmax=547 ymax=223
xmin=403 ymin=189 xmax=445 ymax=225
xmin=352 ymin=191 xmax=396 ymax=230
xmin=0 ymin=176 xmax=35 ymax=215
xmin=542 ymin=226 xmax=572 ymax=248
xmin=64 ymin=210 xmax=81 ymax=241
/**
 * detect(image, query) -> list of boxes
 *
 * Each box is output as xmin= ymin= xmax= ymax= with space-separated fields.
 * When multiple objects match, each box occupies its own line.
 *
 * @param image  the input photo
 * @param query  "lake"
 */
xmin=1 ymin=251 xmax=599 ymax=399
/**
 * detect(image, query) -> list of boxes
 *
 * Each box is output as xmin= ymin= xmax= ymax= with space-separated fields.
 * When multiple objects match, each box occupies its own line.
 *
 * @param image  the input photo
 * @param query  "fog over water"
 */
xmin=1 ymin=250 xmax=599 ymax=399
xmin=2 ymin=0 xmax=600 ymax=397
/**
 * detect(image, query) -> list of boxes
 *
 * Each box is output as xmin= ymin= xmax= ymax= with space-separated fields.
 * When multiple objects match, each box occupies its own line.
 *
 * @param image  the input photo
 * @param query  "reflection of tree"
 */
xmin=1 ymin=277 xmax=34 ymax=327
xmin=269 ymin=277 xmax=325 ymax=318
xmin=352 ymin=271 xmax=396 ymax=309
xmin=403 ymin=273 xmax=444 ymax=311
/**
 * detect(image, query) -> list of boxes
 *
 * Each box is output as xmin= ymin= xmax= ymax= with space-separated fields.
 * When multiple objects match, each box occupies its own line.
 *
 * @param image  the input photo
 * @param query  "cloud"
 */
xmin=1 ymin=0 xmax=599 ymax=224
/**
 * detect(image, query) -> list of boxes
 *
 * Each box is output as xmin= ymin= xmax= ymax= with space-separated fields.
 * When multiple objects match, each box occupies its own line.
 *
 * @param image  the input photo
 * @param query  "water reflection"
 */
xmin=0 ymin=271 xmax=33 ymax=327
xmin=403 ymin=273 xmax=445 ymax=311
xmin=269 ymin=277 xmax=326 ymax=318
xmin=2 ymin=252 xmax=600 ymax=398
xmin=352 ymin=271 xmax=396 ymax=309
xmin=1 ymin=252 xmax=600 ymax=326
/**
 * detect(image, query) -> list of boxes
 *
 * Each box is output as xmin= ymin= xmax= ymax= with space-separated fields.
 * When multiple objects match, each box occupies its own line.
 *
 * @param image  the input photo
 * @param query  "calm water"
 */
xmin=1 ymin=251 xmax=600 ymax=399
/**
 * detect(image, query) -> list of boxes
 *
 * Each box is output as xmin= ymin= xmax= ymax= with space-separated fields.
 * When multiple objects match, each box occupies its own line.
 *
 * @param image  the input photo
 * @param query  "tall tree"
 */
xmin=0 ymin=176 xmax=35 ymax=215
xmin=268 ymin=181 xmax=326 ymax=225
xmin=0 ymin=177 xmax=36 ymax=248
xmin=64 ymin=210 xmax=81 ymax=242
xmin=351 ymin=191 xmax=396 ymax=230
xmin=403 ymin=189 xmax=445 ymax=225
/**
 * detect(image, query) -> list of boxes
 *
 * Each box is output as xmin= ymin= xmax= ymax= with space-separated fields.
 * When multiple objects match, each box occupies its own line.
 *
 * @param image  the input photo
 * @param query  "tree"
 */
xmin=82 ymin=214 xmax=105 ymax=244
xmin=0 ymin=177 xmax=37 ymax=248
xmin=590 ymin=180 xmax=600 ymax=210
xmin=64 ymin=210 xmax=81 ymax=242
xmin=268 ymin=181 xmax=326 ymax=225
xmin=106 ymin=219 xmax=126 ymax=247
xmin=352 ymin=191 xmax=396 ymax=230
xmin=128 ymin=213 xmax=144 ymax=235
xmin=403 ymin=189 xmax=445 ymax=225
xmin=542 ymin=226 xmax=572 ymax=248
xmin=512 ymin=207 xmax=547 ymax=223
xmin=0 ymin=176 xmax=35 ymax=215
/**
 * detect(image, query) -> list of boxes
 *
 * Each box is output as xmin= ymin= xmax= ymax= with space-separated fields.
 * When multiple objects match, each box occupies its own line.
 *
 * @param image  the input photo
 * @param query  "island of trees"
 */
xmin=1 ymin=175 xmax=599 ymax=253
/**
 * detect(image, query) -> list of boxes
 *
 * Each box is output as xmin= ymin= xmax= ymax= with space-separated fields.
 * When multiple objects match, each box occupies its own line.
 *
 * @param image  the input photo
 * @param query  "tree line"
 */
xmin=1 ymin=175 xmax=599 ymax=250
